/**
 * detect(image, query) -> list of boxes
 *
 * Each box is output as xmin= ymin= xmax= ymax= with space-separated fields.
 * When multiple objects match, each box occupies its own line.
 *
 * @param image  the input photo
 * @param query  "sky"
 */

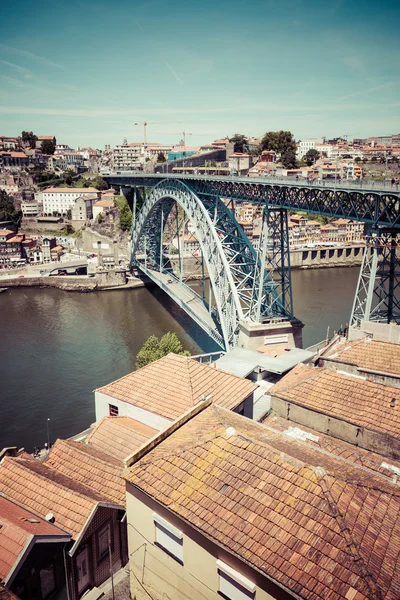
xmin=0 ymin=0 xmax=399 ymax=149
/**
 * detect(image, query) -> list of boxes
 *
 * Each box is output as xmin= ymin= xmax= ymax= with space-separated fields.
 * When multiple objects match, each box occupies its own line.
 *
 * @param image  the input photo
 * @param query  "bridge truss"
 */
xmin=106 ymin=174 xmax=400 ymax=347
xmin=130 ymin=179 xmax=294 ymax=349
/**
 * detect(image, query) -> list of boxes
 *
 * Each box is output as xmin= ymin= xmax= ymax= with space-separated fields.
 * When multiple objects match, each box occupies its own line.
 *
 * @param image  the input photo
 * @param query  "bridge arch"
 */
xmin=131 ymin=179 xmax=246 ymax=349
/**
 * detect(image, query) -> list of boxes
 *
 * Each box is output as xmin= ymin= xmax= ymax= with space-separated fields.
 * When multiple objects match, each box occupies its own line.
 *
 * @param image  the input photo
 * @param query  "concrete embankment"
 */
xmin=0 ymin=275 xmax=145 ymax=293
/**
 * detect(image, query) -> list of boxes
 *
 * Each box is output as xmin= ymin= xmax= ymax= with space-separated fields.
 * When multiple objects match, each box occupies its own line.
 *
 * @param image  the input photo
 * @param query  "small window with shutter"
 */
xmin=153 ymin=513 xmax=183 ymax=564
xmin=217 ymin=560 xmax=256 ymax=600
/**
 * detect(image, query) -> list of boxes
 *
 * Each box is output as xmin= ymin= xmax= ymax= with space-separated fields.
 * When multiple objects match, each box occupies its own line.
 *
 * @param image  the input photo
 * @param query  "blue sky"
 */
xmin=0 ymin=0 xmax=399 ymax=148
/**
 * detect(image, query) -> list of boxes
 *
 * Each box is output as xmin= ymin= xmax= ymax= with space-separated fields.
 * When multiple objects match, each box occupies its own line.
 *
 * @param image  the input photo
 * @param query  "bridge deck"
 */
xmin=139 ymin=265 xmax=224 ymax=348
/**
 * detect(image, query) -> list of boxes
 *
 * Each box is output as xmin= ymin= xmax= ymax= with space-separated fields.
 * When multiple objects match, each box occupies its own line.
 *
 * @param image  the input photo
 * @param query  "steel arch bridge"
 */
xmin=104 ymin=173 xmax=400 ymax=349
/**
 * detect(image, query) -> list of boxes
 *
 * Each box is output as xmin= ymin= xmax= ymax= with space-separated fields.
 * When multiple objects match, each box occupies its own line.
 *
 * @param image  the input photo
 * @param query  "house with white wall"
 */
xmin=42 ymin=187 xmax=100 ymax=215
xmin=94 ymin=353 xmax=257 ymax=429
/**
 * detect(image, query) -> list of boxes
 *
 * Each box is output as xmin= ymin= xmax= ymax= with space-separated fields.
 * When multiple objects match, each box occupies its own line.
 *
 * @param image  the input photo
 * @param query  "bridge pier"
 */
xmin=238 ymin=319 xmax=304 ymax=351
xmin=350 ymin=229 xmax=400 ymax=328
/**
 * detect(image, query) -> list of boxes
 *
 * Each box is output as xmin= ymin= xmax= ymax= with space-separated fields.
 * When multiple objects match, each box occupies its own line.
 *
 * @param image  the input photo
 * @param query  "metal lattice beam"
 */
xmin=350 ymin=231 xmax=400 ymax=326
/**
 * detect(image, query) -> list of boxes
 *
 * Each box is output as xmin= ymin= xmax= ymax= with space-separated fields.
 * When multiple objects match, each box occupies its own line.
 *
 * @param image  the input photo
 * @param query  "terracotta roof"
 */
xmin=125 ymin=404 xmax=400 ymax=600
xmin=44 ymin=439 xmax=125 ymax=505
xmin=0 ymin=456 xmax=118 ymax=539
xmin=262 ymin=413 xmax=400 ymax=481
xmin=95 ymin=353 xmax=257 ymax=420
xmin=270 ymin=365 xmax=400 ymax=439
xmin=94 ymin=199 xmax=114 ymax=207
xmin=322 ymin=338 xmax=400 ymax=376
xmin=0 ymin=229 xmax=15 ymax=236
xmin=44 ymin=187 xmax=99 ymax=193
xmin=0 ymin=495 xmax=69 ymax=582
xmin=87 ymin=416 xmax=157 ymax=462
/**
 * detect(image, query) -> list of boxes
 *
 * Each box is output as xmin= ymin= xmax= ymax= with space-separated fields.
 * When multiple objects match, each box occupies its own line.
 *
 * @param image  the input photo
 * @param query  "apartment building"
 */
xmin=113 ymin=142 xmax=142 ymax=170
xmin=42 ymin=187 xmax=100 ymax=215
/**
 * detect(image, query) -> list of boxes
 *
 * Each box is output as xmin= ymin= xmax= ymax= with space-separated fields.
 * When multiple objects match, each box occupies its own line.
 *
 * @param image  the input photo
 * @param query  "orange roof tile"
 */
xmin=270 ymin=365 xmax=400 ymax=438
xmin=94 ymin=199 xmax=114 ymax=208
xmin=262 ymin=413 xmax=400 ymax=481
xmin=125 ymin=405 xmax=400 ymax=600
xmin=0 ymin=456 xmax=118 ymax=539
xmin=44 ymin=187 xmax=99 ymax=193
xmin=87 ymin=416 xmax=157 ymax=462
xmin=96 ymin=353 xmax=257 ymax=420
xmin=45 ymin=439 xmax=125 ymax=505
xmin=322 ymin=338 xmax=400 ymax=376
xmin=0 ymin=496 xmax=69 ymax=581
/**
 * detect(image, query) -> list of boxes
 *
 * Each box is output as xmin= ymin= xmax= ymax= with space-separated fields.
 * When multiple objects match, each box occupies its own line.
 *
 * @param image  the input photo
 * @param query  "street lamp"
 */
xmin=46 ymin=418 xmax=51 ymax=452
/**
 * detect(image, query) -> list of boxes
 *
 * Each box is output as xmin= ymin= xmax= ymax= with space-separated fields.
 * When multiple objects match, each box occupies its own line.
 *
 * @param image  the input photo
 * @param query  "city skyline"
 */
xmin=0 ymin=0 xmax=399 ymax=148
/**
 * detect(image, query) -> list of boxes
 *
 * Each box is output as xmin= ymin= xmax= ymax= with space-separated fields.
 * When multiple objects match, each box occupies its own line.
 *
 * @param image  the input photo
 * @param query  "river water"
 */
xmin=0 ymin=267 xmax=359 ymax=451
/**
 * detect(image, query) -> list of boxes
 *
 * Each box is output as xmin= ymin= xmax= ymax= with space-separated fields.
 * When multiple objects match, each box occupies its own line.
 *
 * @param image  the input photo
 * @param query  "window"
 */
xmin=153 ymin=513 xmax=183 ymax=564
xmin=217 ymin=561 xmax=256 ymax=600
xmin=109 ymin=404 xmax=119 ymax=416
xmin=97 ymin=523 xmax=111 ymax=561
xmin=40 ymin=562 xmax=56 ymax=599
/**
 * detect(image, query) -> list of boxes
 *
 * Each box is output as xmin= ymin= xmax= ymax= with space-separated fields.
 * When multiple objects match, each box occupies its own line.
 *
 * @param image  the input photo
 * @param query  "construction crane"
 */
xmin=134 ymin=121 xmax=183 ymax=145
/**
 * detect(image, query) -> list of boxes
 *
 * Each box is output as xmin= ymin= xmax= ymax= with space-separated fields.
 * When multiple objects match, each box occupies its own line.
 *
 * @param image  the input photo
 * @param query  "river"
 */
xmin=0 ymin=267 xmax=359 ymax=451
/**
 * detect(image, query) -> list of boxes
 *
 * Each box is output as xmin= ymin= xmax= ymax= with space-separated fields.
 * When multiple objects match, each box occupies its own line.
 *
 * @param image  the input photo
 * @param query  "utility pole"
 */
xmin=46 ymin=418 xmax=51 ymax=453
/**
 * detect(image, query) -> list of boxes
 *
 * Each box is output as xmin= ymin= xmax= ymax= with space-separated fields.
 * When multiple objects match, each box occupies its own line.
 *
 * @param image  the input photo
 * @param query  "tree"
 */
xmin=119 ymin=196 xmax=133 ymax=231
xmin=21 ymin=131 xmax=37 ymax=149
xmin=261 ymin=131 xmax=297 ymax=163
xmin=41 ymin=139 xmax=55 ymax=154
xmin=135 ymin=332 xmax=190 ymax=369
xmin=157 ymin=152 xmax=166 ymax=163
xmin=0 ymin=190 xmax=21 ymax=227
xmin=66 ymin=209 xmax=72 ymax=220
xmin=229 ymin=134 xmax=249 ymax=154
xmin=304 ymin=149 xmax=320 ymax=166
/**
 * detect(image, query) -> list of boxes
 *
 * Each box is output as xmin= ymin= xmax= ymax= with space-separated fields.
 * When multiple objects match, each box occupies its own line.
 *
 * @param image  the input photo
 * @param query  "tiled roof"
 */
xmin=262 ymin=413 xmax=400 ymax=481
xmin=96 ymin=353 xmax=257 ymax=420
xmin=44 ymin=187 xmax=99 ymax=193
xmin=87 ymin=416 xmax=157 ymax=462
xmin=0 ymin=456 xmax=116 ymax=539
xmin=270 ymin=365 xmax=400 ymax=438
xmin=94 ymin=199 xmax=114 ymax=207
xmin=0 ymin=495 xmax=69 ymax=581
xmin=125 ymin=405 xmax=400 ymax=600
xmin=45 ymin=439 xmax=125 ymax=505
xmin=322 ymin=338 xmax=400 ymax=376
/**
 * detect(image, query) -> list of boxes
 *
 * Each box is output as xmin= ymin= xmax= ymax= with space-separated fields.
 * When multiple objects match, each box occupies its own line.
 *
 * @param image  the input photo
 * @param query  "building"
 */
xmin=318 ymin=336 xmax=400 ymax=388
xmin=168 ymin=146 xmax=198 ymax=161
xmin=0 ymin=176 xmax=18 ymax=195
xmin=21 ymin=202 xmax=41 ymax=217
xmin=269 ymin=363 xmax=400 ymax=459
xmin=0 ymin=230 xmax=25 ymax=268
xmin=70 ymin=195 xmax=96 ymax=221
xmin=228 ymin=153 xmax=252 ymax=175
xmin=42 ymin=187 xmax=100 ymax=215
xmin=0 ymin=495 xmax=71 ymax=600
xmin=41 ymin=237 xmax=57 ymax=262
xmin=113 ymin=141 xmax=142 ymax=171
xmin=86 ymin=416 xmax=158 ymax=462
xmin=0 ymin=136 xmax=19 ymax=151
xmin=0 ymin=455 xmax=125 ymax=600
xmin=296 ymin=137 xmax=324 ymax=159
xmin=0 ymin=152 xmax=29 ymax=170
xmin=35 ymin=135 xmax=56 ymax=149
xmin=94 ymin=352 xmax=257 ymax=426
xmin=124 ymin=401 xmax=400 ymax=600
xmin=92 ymin=198 xmax=114 ymax=220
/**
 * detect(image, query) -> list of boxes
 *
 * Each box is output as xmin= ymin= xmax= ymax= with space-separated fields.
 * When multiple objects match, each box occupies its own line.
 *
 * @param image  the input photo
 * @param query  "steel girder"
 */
xmin=350 ymin=231 xmax=400 ymax=326
xmin=106 ymin=174 xmax=400 ymax=229
xmin=131 ymin=180 xmax=246 ymax=349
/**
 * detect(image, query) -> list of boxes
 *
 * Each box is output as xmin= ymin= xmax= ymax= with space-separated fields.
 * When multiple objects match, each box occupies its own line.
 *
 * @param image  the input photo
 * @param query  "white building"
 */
xmin=228 ymin=153 xmax=252 ymax=175
xmin=21 ymin=202 xmax=41 ymax=217
xmin=296 ymin=138 xmax=324 ymax=159
xmin=315 ymin=143 xmax=333 ymax=157
xmin=113 ymin=141 xmax=142 ymax=171
xmin=42 ymin=187 xmax=100 ymax=215
xmin=71 ymin=195 xmax=96 ymax=221
xmin=93 ymin=198 xmax=114 ymax=220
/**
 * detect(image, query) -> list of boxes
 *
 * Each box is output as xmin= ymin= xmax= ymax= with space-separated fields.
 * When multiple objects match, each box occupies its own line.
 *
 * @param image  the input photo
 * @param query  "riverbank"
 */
xmin=0 ymin=275 xmax=145 ymax=293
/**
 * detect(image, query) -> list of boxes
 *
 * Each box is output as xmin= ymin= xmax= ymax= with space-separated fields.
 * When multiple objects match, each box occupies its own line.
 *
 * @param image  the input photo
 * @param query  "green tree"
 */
xmin=66 ymin=209 xmax=72 ymax=220
xmin=229 ymin=134 xmax=249 ymax=153
xmin=63 ymin=223 xmax=75 ymax=235
xmin=304 ymin=149 xmax=320 ymax=166
xmin=119 ymin=196 xmax=133 ymax=231
xmin=21 ymin=131 xmax=37 ymax=149
xmin=41 ymin=139 xmax=55 ymax=154
xmin=0 ymin=190 xmax=21 ymax=227
xmin=261 ymin=131 xmax=297 ymax=166
xmin=157 ymin=152 xmax=166 ymax=163
xmin=135 ymin=332 xmax=190 ymax=369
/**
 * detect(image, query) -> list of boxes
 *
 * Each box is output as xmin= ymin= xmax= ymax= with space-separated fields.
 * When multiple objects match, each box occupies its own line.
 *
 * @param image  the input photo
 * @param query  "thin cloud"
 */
xmin=0 ymin=43 xmax=65 ymax=70
xmin=0 ymin=75 xmax=30 ymax=88
xmin=339 ymin=80 xmax=397 ymax=101
xmin=165 ymin=62 xmax=186 ymax=88
xmin=0 ymin=59 xmax=30 ymax=74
